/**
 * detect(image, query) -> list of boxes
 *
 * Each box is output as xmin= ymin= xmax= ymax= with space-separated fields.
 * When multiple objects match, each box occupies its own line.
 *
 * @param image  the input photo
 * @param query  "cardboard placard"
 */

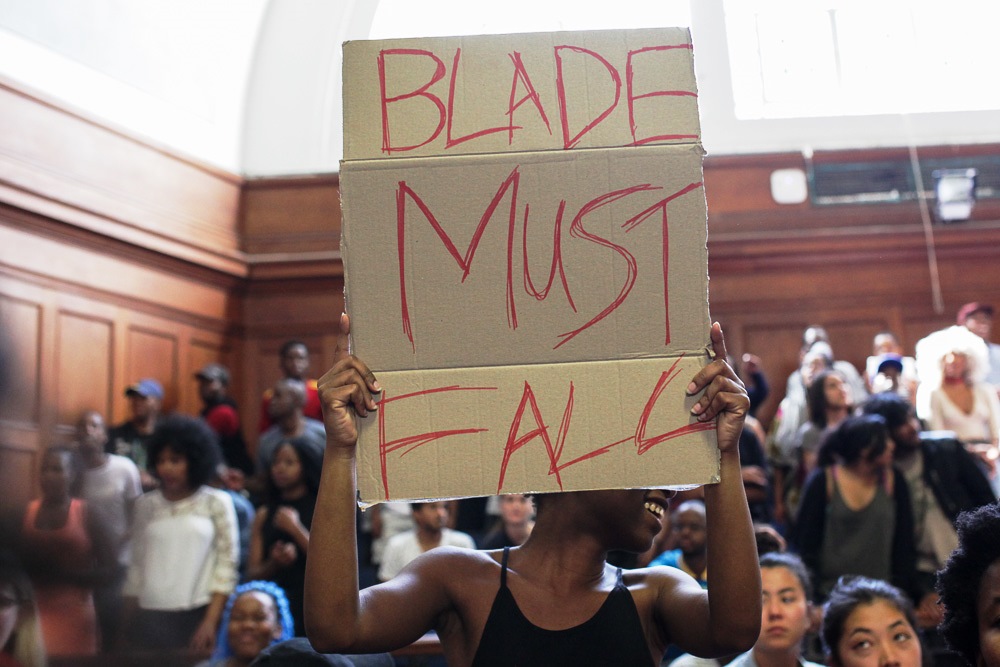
xmin=341 ymin=28 xmax=716 ymax=505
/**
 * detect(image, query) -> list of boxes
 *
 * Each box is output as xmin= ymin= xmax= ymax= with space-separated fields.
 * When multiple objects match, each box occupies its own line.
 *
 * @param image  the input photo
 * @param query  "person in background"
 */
xmin=770 ymin=344 xmax=834 ymax=528
xmin=75 ymin=409 xmax=142 ymax=652
xmin=915 ymin=325 xmax=1000 ymax=496
xmin=788 ymin=327 xmax=868 ymax=410
xmin=725 ymin=552 xmax=823 ymax=667
xmin=859 ymin=392 xmax=995 ymax=636
xmin=196 ymin=363 xmax=254 ymax=478
xmin=649 ymin=500 xmax=709 ymax=589
xmin=741 ymin=353 xmax=770 ymax=418
xmin=108 ymin=378 xmax=164 ymax=491
xmin=957 ymin=302 xmax=1000 ymax=390
xmin=865 ymin=332 xmax=918 ymax=399
xmin=937 ymin=503 xmax=1000 ymax=667
xmin=256 ymin=379 xmax=326 ymax=474
xmin=783 ymin=369 xmax=852 ymax=526
xmin=259 ymin=341 xmax=323 ymax=433
xmin=793 ymin=415 xmax=917 ymax=603
xmin=210 ymin=465 xmax=255 ymax=583
xmin=820 ymin=576 xmax=923 ymax=667
xmin=479 ymin=494 xmax=534 ymax=551
xmin=0 ymin=550 xmax=46 ymax=667
xmin=247 ymin=437 xmax=322 ymax=636
xmin=868 ymin=355 xmax=910 ymax=401
xmin=124 ymin=415 xmax=238 ymax=656
xmin=378 ymin=502 xmax=476 ymax=583
xmin=18 ymin=446 xmax=112 ymax=658
xmin=754 ymin=524 xmax=787 ymax=557
xmin=196 ymin=580 xmax=294 ymax=667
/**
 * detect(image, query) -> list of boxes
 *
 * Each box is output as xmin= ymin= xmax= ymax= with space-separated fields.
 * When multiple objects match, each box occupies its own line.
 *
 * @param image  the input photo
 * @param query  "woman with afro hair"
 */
xmin=123 ymin=415 xmax=239 ymax=656
xmin=937 ymin=503 xmax=1000 ymax=667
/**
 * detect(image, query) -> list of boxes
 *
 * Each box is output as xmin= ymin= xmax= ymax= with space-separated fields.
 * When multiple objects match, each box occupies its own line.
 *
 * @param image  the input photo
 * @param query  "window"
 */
xmin=370 ymin=0 xmax=691 ymax=39
xmin=724 ymin=0 xmax=1000 ymax=119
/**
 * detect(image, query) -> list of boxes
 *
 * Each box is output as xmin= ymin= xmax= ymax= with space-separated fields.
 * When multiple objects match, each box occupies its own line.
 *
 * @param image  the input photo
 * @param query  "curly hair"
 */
xmin=915 ymin=325 xmax=989 ymax=387
xmin=937 ymin=503 xmax=1000 ymax=666
xmin=146 ymin=414 xmax=223 ymax=489
xmin=821 ymin=576 xmax=918 ymax=666
xmin=211 ymin=580 xmax=295 ymax=660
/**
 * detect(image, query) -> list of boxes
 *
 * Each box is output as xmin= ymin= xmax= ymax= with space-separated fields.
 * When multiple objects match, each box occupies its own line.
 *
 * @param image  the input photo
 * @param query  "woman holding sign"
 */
xmin=305 ymin=314 xmax=761 ymax=666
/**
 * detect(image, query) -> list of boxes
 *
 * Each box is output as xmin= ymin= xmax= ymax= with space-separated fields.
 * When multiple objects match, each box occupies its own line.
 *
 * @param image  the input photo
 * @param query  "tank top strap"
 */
xmin=500 ymin=546 xmax=510 ymax=588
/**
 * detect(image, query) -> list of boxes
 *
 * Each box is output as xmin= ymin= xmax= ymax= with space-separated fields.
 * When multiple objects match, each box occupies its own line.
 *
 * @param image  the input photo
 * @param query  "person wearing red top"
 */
xmin=197 ymin=363 xmax=254 ymax=476
xmin=258 ymin=341 xmax=322 ymax=433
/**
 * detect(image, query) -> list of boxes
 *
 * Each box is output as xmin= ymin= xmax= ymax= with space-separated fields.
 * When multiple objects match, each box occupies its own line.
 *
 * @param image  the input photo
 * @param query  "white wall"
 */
xmin=0 ymin=0 xmax=997 ymax=176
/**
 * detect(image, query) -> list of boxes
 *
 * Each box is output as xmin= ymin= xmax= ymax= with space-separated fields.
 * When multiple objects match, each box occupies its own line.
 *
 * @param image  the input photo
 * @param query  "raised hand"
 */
xmin=687 ymin=322 xmax=749 ymax=454
xmin=316 ymin=313 xmax=381 ymax=452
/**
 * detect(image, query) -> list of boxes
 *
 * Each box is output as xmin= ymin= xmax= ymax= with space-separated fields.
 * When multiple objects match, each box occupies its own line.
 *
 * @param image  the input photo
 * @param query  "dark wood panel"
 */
xmin=56 ymin=310 xmax=113 ymax=427
xmin=0 ymin=443 xmax=37 ymax=515
xmin=124 ymin=327 xmax=179 ymax=416
xmin=241 ymin=175 xmax=342 ymax=256
xmin=0 ymin=294 xmax=41 ymax=424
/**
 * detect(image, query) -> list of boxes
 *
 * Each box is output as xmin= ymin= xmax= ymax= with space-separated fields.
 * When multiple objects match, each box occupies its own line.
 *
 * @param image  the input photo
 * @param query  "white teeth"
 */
xmin=644 ymin=502 xmax=664 ymax=518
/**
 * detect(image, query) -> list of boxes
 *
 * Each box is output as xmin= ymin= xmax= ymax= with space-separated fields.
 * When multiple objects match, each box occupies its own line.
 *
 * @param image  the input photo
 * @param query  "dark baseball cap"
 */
xmin=195 ymin=362 xmax=230 ymax=385
xmin=957 ymin=302 xmax=994 ymax=324
xmin=125 ymin=378 xmax=164 ymax=400
xmin=875 ymin=353 xmax=904 ymax=375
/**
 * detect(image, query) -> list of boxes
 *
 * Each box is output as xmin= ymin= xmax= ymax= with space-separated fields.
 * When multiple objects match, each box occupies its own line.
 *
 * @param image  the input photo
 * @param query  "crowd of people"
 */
xmin=2 ymin=303 xmax=1000 ymax=667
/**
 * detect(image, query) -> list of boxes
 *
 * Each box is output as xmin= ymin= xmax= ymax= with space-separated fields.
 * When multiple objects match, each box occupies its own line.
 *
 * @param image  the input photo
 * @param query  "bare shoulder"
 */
xmin=623 ymin=564 xmax=709 ymax=649
xmin=623 ymin=565 xmax=708 ymax=613
xmin=407 ymin=547 xmax=502 ymax=586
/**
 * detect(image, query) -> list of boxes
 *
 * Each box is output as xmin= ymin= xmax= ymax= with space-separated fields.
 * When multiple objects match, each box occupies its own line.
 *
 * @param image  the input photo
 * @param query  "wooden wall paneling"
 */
xmin=0 ymin=80 xmax=245 ymax=277
xmin=55 ymin=309 xmax=113 ymax=435
xmin=0 ymin=293 xmax=42 ymax=425
xmin=0 ymin=291 xmax=43 ymax=512
xmin=241 ymin=176 xmax=341 ymax=256
xmin=122 ymin=327 xmax=179 ymax=420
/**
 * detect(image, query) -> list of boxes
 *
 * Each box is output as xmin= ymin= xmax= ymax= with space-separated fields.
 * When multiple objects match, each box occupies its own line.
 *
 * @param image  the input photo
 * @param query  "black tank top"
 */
xmin=470 ymin=547 xmax=655 ymax=666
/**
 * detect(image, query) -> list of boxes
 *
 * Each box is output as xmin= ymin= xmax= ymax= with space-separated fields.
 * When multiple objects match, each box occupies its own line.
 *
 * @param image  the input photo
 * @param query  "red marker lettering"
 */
xmin=497 ymin=381 xmax=574 ymax=493
xmin=625 ymin=45 xmax=698 ymax=146
xmin=377 ymin=385 xmax=496 ymax=499
xmin=507 ymin=51 xmax=551 ymax=143
xmin=379 ymin=49 xmax=447 ymax=154
xmin=554 ymin=184 xmax=656 ymax=349
xmin=446 ymin=48 xmax=509 ymax=148
xmin=521 ymin=200 xmax=575 ymax=312
xmin=555 ymin=45 xmax=622 ymax=149
xmin=622 ymin=181 xmax=704 ymax=345
xmin=396 ymin=168 xmax=521 ymax=348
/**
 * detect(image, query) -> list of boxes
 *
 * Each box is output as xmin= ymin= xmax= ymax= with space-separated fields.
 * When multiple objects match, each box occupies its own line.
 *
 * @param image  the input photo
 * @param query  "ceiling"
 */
xmin=1 ymin=0 xmax=997 ymax=176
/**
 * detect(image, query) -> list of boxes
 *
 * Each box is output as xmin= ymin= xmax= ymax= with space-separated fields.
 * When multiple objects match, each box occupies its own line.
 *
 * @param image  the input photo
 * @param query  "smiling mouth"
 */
xmin=644 ymin=501 xmax=665 ymax=519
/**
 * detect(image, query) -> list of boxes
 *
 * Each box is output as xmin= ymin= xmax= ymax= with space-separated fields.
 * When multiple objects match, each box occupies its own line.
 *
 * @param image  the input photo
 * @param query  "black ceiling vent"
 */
xmin=809 ymin=155 xmax=1000 ymax=206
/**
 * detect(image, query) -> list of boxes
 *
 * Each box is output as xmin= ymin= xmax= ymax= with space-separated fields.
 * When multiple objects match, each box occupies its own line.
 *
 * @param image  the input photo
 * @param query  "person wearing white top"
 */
xmin=124 ymin=415 xmax=238 ymax=657
xmin=377 ymin=502 xmax=475 ymax=582
xmin=76 ymin=410 xmax=143 ymax=651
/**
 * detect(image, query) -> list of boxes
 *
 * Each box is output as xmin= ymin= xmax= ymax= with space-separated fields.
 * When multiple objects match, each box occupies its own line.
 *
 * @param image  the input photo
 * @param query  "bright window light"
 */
xmin=724 ymin=0 xmax=1000 ymax=119
xmin=369 ymin=0 xmax=691 ymax=39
